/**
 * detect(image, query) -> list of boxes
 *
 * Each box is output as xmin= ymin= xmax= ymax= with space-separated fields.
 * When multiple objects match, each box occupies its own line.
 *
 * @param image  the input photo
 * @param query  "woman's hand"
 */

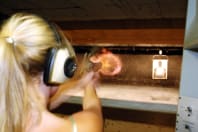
xmin=49 ymin=71 xmax=99 ymax=110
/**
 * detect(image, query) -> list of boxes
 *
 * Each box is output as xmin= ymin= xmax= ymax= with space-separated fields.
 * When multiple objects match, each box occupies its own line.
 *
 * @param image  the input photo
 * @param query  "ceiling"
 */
xmin=0 ymin=0 xmax=187 ymax=47
xmin=0 ymin=0 xmax=187 ymax=22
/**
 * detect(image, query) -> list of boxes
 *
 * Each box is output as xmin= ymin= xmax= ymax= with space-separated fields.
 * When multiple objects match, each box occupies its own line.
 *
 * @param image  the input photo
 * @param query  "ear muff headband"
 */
xmin=48 ymin=23 xmax=62 ymax=46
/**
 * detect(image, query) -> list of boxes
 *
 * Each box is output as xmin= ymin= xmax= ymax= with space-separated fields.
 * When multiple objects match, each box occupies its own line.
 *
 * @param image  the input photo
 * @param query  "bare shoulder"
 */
xmin=29 ymin=111 xmax=73 ymax=132
xmin=29 ymin=111 xmax=103 ymax=132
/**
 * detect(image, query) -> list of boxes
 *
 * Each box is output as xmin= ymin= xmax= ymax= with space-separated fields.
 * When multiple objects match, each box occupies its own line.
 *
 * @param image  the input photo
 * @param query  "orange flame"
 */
xmin=89 ymin=48 xmax=122 ymax=76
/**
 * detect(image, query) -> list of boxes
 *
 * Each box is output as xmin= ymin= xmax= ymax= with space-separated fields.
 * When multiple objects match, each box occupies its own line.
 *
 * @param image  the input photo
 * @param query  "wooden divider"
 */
xmin=63 ymin=28 xmax=184 ymax=46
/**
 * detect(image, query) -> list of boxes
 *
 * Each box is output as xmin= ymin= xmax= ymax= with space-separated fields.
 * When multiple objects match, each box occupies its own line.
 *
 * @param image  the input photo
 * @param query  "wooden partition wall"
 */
xmin=63 ymin=28 xmax=184 ymax=46
xmin=57 ymin=19 xmax=185 ymax=46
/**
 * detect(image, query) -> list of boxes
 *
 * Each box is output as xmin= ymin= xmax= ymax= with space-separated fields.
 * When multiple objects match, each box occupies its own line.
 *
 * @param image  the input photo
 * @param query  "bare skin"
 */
xmin=28 ymin=72 xmax=103 ymax=132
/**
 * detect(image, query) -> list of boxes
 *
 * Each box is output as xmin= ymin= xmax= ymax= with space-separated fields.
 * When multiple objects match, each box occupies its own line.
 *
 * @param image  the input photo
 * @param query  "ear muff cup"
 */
xmin=43 ymin=47 xmax=77 ymax=85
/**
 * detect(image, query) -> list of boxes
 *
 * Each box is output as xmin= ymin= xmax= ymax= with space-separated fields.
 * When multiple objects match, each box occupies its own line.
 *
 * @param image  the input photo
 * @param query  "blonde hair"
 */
xmin=0 ymin=13 xmax=57 ymax=132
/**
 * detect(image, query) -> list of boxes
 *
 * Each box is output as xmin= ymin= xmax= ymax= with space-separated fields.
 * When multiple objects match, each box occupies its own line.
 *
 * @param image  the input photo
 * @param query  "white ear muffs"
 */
xmin=43 ymin=23 xmax=77 ymax=85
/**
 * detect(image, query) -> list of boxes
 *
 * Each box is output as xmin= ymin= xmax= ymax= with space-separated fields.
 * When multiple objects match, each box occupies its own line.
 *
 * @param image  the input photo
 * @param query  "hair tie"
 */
xmin=5 ymin=37 xmax=15 ymax=45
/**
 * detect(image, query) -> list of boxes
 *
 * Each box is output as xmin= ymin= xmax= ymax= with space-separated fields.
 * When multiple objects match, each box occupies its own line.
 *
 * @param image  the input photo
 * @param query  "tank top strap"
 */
xmin=69 ymin=115 xmax=78 ymax=132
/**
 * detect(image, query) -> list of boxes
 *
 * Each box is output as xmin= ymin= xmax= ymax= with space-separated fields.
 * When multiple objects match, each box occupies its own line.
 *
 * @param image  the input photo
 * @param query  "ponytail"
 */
xmin=0 ymin=38 xmax=28 ymax=131
xmin=0 ymin=13 xmax=56 ymax=132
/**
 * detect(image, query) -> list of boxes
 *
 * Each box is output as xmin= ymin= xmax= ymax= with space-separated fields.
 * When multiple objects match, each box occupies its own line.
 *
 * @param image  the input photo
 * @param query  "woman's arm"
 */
xmin=83 ymin=82 xmax=102 ymax=117
xmin=49 ymin=72 xmax=103 ymax=132
xmin=72 ymin=81 xmax=103 ymax=132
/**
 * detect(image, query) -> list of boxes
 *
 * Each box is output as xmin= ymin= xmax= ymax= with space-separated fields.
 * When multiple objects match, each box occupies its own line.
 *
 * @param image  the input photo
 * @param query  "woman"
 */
xmin=0 ymin=13 xmax=103 ymax=132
